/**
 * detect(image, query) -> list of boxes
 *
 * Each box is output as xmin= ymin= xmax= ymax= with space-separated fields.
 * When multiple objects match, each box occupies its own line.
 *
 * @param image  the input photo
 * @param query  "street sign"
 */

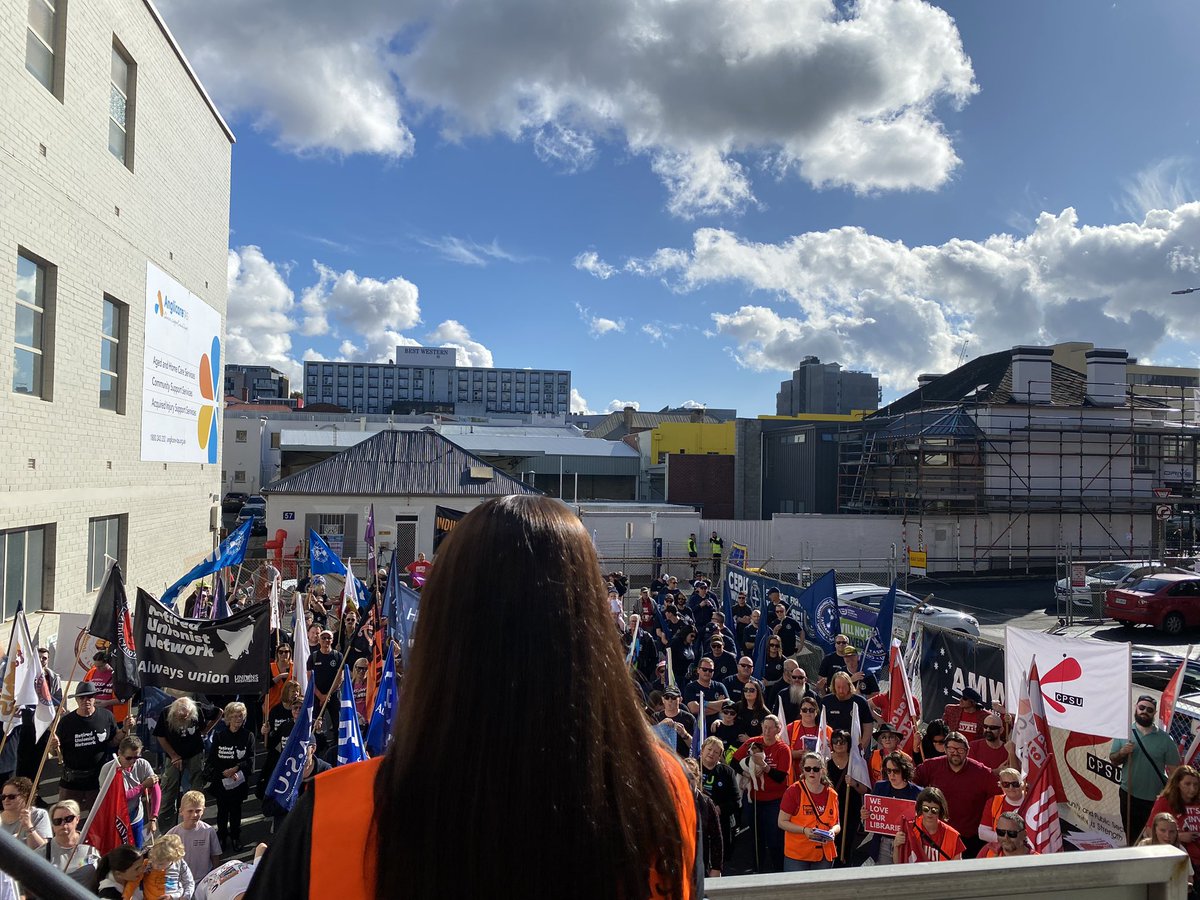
xmin=1156 ymin=504 xmax=1173 ymax=520
xmin=1153 ymin=487 xmax=1171 ymax=498
xmin=908 ymin=548 xmax=927 ymax=577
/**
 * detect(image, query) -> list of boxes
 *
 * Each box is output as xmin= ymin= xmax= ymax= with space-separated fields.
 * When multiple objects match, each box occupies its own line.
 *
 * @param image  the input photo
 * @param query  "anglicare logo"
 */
xmin=154 ymin=290 xmax=189 ymax=322
xmin=197 ymin=336 xmax=221 ymax=463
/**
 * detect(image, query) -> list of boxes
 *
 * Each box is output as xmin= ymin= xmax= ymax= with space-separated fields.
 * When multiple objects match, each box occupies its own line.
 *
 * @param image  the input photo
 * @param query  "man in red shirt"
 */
xmin=942 ymin=687 xmax=988 ymax=738
xmin=732 ymin=715 xmax=791 ymax=873
xmin=913 ymin=731 xmax=996 ymax=859
xmin=404 ymin=553 xmax=433 ymax=585
xmin=967 ymin=714 xmax=1015 ymax=774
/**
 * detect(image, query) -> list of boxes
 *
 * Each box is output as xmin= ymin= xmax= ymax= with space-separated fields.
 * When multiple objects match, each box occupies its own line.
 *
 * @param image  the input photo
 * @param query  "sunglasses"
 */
xmin=884 ymin=767 xmax=902 ymax=774
xmin=0 ymin=794 xmax=20 ymax=801
xmin=1000 ymin=781 xmax=1021 ymax=788
xmin=996 ymin=828 xmax=1022 ymax=838
xmin=698 ymin=668 xmax=714 ymax=673
xmin=744 ymin=687 xmax=758 ymax=693
xmin=52 ymin=814 xmax=77 ymax=826
xmin=800 ymin=707 xmax=818 ymax=713
xmin=738 ymin=663 xmax=752 ymax=669
xmin=835 ymin=639 xmax=848 ymax=645
xmin=802 ymin=766 xmax=822 ymax=773
xmin=919 ymin=805 xmax=942 ymax=815
xmin=1137 ymin=705 xmax=1156 ymax=713
xmin=983 ymin=725 xmax=1001 ymax=731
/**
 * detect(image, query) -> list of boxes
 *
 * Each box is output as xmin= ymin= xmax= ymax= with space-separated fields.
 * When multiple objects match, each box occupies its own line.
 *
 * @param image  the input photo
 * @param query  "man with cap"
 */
xmin=708 ymin=635 xmax=739 ymax=683
xmin=607 ymin=586 xmax=625 ymax=631
xmin=724 ymin=657 xmax=763 ymax=704
xmin=703 ymin=613 xmax=737 ymax=656
xmin=48 ymin=681 xmax=131 ymax=811
xmin=837 ymin=643 xmax=880 ymax=698
xmin=684 ymin=657 xmax=730 ymax=730
xmin=687 ymin=580 xmax=717 ymax=631
xmin=1110 ymin=694 xmax=1181 ymax=846
xmin=770 ymin=600 xmax=804 ymax=658
xmin=730 ymin=590 xmax=753 ymax=646
xmin=655 ymin=688 xmax=696 ymax=757
xmin=943 ymin=687 xmax=988 ymax=738
xmin=648 ymin=659 xmax=670 ymax=696
xmin=816 ymin=634 xmax=853 ymax=692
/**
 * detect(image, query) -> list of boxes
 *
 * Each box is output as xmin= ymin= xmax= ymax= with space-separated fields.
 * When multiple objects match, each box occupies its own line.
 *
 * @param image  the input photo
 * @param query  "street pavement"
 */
xmin=914 ymin=575 xmax=1197 ymax=656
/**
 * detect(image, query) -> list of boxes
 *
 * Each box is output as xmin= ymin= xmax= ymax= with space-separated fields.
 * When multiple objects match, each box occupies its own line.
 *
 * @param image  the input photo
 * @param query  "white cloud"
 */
xmin=225 ymin=246 xmax=303 ymax=383
xmin=679 ymin=400 xmax=706 ymax=409
xmin=163 ymin=0 xmax=977 ymax=217
xmin=575 ymin=303 xmax=626 ymax=337
xmin=570 ymin=388 xmax=594 ymax=414
xmin=426 ymin=320 xmax=495 ymax=367
xmin=1118 ymin=157 xmax=1197 ymax=220
xmin=606 ymin=399 xmax=641 ymax=413
xmin=298 ymin=263 xmax=422 ymax=360
xmin=420 ymin=236 xmax=526 ymax=267
xmin=573 ymin=251 xmax=617 ymax=280
xmin=624 ymin=203 xmax=1200 ymax=390
xmin=642 ymin=324 xmax=666 ymax=345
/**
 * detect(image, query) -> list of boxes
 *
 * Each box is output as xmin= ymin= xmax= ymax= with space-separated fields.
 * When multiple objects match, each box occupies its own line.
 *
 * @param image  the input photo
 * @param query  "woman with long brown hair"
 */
xmin=247 ymin=495 xmax=695 ymax=899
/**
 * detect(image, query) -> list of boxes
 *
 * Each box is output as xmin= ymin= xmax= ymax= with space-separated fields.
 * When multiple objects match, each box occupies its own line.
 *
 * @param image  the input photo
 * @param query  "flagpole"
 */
xmin=314 ymin=616 xmax=373 ymax=729
xmin=839 ymin=772 xmax=852 ymax=863
xmin=229 ymin=563 xmax=246 ymax=600
xmin=0 ymin=709 xmax=21 ymax=759
xmin=29 ymin=636 xmax=88 ymax=805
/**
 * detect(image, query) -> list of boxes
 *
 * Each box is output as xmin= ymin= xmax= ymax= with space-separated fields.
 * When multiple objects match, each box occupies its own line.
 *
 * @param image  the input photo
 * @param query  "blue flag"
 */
xmin=862 ymin=579 xmax=897 ymax=675
xmin=336 ymin=665 xmax=367 ymax=765
xmin=265 ymin=677 xmax=314 ymax=813
xmin=690 ymin=689 xmax=706 ymax=759
xmin=652 ymin=600 xmax=673 ymax=643
xmin=365 ymin=648 xmax=397 ymax=757
xmin=161 ymin=518 xmax=253 ymax=608
xmin=752 ymin=588 xmax=772 ymax=680
xmin=382 ymin=546 xmax=401 ymax=632
xmin=210 ymin=575 xmax=231 ymax=621
xmin=309 ymin=529 xmax=348 ymax=577
xmin=395 ymin=581 xmax=421 ymax=668
xmin=721 ymin=579 xmax=734 ymax=638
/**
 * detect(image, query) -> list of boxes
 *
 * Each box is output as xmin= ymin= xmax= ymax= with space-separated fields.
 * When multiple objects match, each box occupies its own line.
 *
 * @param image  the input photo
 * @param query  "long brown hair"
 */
xmin=1158 ymin=764 xmax=1200 ymax=815
xmin=373 ymin=495 xmax=686 ymax=899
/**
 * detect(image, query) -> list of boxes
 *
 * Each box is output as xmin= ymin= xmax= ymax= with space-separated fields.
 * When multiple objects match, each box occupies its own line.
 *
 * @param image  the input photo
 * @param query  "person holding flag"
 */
xmin=49 ymin=682 xmax=131 ymax=810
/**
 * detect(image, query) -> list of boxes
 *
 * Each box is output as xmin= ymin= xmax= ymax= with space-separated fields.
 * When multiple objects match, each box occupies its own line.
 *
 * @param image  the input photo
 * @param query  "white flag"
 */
xmin=0 ymin=612 xmax=40 ymax=732
xmin=269 ymin=575 xmax=281 ymax=632
xmin=848 ymin=702 xmax=871 ymax=788
xmin=815 ymin=706 xmax=831 ymax=761
xmin=293 ymin=591 xmax=310 ymax=698
xmin=1005 ymin=626 xmax=1130 ymax=738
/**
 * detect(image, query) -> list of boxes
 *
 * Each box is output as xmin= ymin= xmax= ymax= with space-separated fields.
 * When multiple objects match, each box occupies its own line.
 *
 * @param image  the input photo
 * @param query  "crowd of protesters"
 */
xmin=0 ymin=520 xmax=1195 ymax=896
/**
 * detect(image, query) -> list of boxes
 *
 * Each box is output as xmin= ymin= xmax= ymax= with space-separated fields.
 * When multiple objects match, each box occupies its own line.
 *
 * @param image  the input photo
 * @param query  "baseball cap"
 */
xmin=663 ymin=687 xmax=682 ymax=698
xmin=694 ymin=580 xmax=709 ymax=589
xmin=837 ymin=644 xmax=859 ymax=657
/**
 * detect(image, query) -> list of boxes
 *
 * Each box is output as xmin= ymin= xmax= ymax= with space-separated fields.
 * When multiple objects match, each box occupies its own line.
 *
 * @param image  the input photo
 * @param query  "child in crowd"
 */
xmin=166 ymin=790 xmax=222 ymax=881
xmin=137 ymin=835 xmax=195 ymax=900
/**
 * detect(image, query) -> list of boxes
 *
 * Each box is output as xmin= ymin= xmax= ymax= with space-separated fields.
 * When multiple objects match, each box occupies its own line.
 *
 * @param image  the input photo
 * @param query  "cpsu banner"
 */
xmin=135 ymin=589 xmax=272 ymax=693
xmin=918 ymin=626 xmax=1006 ymax=716
xmin=723 ymin=565 xmax=840 ymax=653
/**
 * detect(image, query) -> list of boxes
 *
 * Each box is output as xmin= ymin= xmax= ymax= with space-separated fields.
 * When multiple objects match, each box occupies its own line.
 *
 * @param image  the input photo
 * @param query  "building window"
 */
xmin=1 ymin=526 xmax=47 ymax=618
xmin=235 ymin=429 xmax=247 ymax=443
xmin=109 ymin=42 xmax=135 ymax=167
xmin=234 ymin=470 xmax=246 ymax=483
xmin=25 ymin=0 xmax=60 ymax=96
xmin=87 ymin=515 xmax=123 ymax=591
xmin=14 ymin=252 xmax=52 ymax=399
xmin=99 ymin=296 xmax=124 ymax=412
xmin=270 ymin=432 xmax=281 ymax=450
xmin=1134 ymin=434 xmax=1154 ymax=471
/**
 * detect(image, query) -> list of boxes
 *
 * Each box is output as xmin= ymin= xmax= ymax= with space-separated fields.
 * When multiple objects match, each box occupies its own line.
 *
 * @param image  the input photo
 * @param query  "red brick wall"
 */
xmin=666 ymin=454 xmax=735 ymax=518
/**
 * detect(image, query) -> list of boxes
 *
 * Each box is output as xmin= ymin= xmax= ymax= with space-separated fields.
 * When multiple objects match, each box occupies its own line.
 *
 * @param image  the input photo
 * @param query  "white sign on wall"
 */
xmin=395 ymin=345 xmax=458 ymax=367
xmin=141 ymin=261 xmax=222 ymax=463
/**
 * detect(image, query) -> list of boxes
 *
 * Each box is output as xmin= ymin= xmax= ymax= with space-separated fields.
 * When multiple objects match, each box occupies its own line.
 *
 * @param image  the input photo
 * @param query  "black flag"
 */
xmin=86 ymin=563 xmax=139 ymax=700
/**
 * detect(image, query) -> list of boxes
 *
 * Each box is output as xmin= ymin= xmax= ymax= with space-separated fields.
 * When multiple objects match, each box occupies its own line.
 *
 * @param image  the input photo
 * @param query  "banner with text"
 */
xmin=918 ymin=627 xmax=1006 ymax=714
xmin=134 ymin=589 xmax=272 ymax=693
xmin=723 ymin=565 xmax=841 ymax=653
xmin=862 ymin=794 xmax=916 ymax=835
xmin=141 ymin=261 xmax=223 ymax=463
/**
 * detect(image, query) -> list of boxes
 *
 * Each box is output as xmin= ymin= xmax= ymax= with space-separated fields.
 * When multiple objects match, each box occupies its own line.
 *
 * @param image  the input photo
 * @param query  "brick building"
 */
xmin=0 ymin=0 xmax=233 ymax=616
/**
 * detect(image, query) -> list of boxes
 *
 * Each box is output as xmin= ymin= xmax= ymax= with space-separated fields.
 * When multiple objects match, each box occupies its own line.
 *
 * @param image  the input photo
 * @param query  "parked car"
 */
xmin=240 ymin=495 xmax=266 ymax=515
xmin=1055 ymin=560 xmax=1192 ymax=607
xmin=221 ymin=491 xmax=249 ymax=513
xmin=236 ymin=496 xmax=267 ymax=536
xmin=835 ymin=582 xmax=980 ymax=636
xmin=1106 ymin=573 xmax=1200 ymax=635
xmin=1131 ymin=647 xmax=1200 ymax=699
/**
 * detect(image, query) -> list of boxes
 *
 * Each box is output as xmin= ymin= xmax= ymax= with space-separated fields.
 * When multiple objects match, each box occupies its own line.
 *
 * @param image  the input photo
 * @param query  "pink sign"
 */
xmin=863 ymin=794 xmax=917 ymax=835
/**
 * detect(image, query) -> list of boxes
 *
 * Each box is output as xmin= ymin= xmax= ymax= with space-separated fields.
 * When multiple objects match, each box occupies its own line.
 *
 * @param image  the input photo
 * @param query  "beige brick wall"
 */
xmin=0 ymin=0 xmax=233 ymax=613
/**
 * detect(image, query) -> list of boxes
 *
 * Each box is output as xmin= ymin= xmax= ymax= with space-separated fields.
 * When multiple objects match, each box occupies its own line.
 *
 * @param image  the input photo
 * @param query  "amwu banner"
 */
xmin=135 ymin=589 xmax=272 ymax=693
xmin=918 ymin=627 xmax=1006 ymax=715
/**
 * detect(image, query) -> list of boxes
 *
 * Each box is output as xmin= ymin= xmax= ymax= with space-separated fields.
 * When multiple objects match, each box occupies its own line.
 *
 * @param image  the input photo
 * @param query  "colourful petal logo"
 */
xmin=154 ymin=290 xmax=165 ymax=316
xmin=197 ymin=336 xmax=220 ymax=463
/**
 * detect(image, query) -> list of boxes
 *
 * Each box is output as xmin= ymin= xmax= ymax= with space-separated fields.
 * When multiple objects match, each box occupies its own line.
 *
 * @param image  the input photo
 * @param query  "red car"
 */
xmin=1106 ymin=573 xmax=1200 ymax=635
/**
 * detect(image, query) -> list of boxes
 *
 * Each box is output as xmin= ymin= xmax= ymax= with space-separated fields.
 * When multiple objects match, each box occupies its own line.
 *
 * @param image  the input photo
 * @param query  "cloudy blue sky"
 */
xmin=161 ymin=0 xmax=1200 ymax=415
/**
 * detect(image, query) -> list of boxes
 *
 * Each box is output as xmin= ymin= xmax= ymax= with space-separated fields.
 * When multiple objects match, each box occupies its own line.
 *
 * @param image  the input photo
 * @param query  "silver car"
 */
xmin=1054 ymin=560 xmax=1194 ymax=607
xmin=836 ymin=582 xmax=980 ymax=636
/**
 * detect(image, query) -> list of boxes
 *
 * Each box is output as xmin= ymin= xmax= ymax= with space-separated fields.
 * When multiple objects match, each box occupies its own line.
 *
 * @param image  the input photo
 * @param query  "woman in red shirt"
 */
xmin=1147 ymin=764 xmax=1200 ymax=865
xmin=894 ymin=786 xmax=965 ymax=863
xmin=778 ymin=752 xmax=840 ymax=871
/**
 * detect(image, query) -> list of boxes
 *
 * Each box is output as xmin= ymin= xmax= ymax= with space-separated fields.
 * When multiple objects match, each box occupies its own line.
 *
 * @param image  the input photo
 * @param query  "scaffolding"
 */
xmin=835 ymin=378 xmax=1200 ymax=569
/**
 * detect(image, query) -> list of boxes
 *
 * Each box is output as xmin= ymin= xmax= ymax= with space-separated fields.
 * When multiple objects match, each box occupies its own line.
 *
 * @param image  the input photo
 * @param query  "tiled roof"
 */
xmin=586 ymin=411 xmax=720 ymax=439
xmin=264 ymin=428 xmax=540 ymax=497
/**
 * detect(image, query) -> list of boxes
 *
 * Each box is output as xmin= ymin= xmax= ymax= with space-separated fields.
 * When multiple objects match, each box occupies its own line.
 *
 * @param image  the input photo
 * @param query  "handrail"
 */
xmin=704 ymin=846 xmax=1188 ymax=900
xmin=0 ymin=830 xmax=97 ymax=900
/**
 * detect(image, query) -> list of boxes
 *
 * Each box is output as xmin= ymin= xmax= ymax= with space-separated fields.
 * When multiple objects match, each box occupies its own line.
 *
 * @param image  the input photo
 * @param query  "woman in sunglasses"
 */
xmin=868 ymin=751 xmax=922 ymax=865
xmin=763 ymin=639 xmax=785 ymax=686
xmin=894 ymin=786 xmax=964 ymax=862
xmin=787 ymin=700 xmax=831 ymax=764
xmin=44 ymin=799 xmax=100 ymax=874
xmin=0 ymin=776 xmax=49 ymax=849
xmin=778 ymin=753 xmax=840 ymax=871
xmin=734 ymin=682 xmax=769 ymax=742
xmin=98 ymin=735 xmax=161 ymax=848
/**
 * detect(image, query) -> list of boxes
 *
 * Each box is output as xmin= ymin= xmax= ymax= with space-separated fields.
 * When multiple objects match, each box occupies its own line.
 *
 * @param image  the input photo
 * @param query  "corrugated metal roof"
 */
xmin=264 ymin=429 xmax=540 ymax=497
xmin=279 ymin=426 xmax=637 ymax=458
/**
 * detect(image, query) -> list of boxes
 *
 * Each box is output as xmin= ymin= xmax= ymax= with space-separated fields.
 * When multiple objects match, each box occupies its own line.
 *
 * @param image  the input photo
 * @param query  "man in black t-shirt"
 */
xmin=771 ymin=603 xmax=804 ymax=657
xmin=49 ymin=681 xmax=129 ymax=810
xmin=730 ymin=592 xmax=752 ymax=644
xmin=309 ymin=630 xmax=342 ymax=735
